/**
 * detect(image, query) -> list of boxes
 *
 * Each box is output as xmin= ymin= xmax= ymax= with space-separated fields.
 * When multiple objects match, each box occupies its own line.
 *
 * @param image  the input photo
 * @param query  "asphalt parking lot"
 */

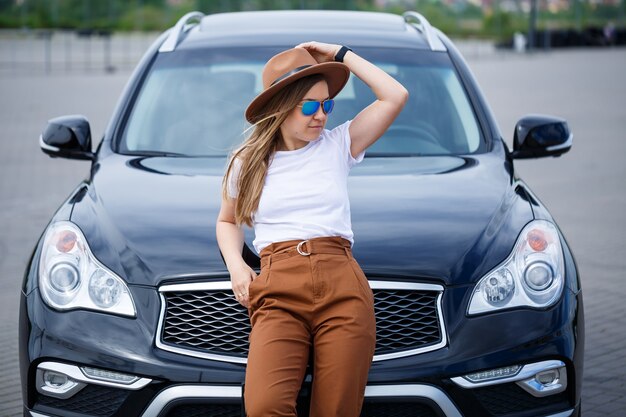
xmin=1 ymin=41 xmax=624 ymax=416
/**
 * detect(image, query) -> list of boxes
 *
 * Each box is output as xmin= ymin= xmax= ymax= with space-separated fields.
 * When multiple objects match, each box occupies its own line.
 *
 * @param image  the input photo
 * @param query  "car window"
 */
xmin=118 ymin=47 xmax=485 ymax=157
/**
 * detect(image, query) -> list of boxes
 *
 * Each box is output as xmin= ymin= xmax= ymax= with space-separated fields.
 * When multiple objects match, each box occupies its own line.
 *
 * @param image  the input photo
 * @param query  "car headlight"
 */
xmin=468 ymin=220 xmax=564 ymax=315
xmin=38 ymin=221 xmax=136 ymax=317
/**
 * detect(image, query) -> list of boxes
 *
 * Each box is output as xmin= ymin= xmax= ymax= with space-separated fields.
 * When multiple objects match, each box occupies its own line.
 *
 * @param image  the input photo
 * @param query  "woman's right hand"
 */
xmin=216 ymin=191 xmax=256 ymax=308
xmin=229 ymin=261 xmax=256 ymax=309
xmin=295 ymin=41 xmax=342 ymax=64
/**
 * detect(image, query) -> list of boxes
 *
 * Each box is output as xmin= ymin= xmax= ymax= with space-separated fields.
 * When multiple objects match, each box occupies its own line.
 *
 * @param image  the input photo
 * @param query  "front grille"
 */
xmin=374 ymin=289 xmax=441 ymax=354
xmin=162 ymin=289 xmax=249 ymax=356
xmin=35 ymin=384 xmax=130 ymax=416
xmin=158 ymin=280 xmax=444 ymax=362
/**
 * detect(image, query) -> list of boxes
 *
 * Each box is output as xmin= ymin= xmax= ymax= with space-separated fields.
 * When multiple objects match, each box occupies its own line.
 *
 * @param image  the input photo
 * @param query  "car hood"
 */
xmin=69 ymin=152 xmax=533 ymax=287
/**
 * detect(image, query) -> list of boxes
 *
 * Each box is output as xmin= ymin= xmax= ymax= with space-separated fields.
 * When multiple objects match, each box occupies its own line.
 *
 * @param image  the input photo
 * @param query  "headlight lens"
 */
xmin=524 ymin=261 xmax=554 ymax=291
xmin=468 ymin=220 xmax=564 ymax=315
xmin=49 ymin=262 xmax=80 ymax=293
xmin=38 ymin=221 xmax=136 ymax=317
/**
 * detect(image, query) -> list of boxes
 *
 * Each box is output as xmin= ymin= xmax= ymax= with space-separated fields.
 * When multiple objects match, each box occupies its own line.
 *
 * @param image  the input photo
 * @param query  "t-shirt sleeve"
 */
xmin=226 ymin=157 xmax=242 ymax=199
xmin=326 ymin=119 xmax=365 ymax=169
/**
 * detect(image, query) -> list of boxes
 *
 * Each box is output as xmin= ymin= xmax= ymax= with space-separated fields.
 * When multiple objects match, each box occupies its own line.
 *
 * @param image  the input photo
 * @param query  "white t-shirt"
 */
xmin=227 ymin=119 xmax=365 ymax=254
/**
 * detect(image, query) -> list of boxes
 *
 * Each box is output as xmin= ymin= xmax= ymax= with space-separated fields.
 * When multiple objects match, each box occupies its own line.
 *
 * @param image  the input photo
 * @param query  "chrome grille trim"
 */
xmin=156 ymin=280 xmax=447 ymax=364
xmin=371 ymin=281 xmax=447 ymax=361
xmin=160 ymin=281 xmax=232 ymax=292
xmin=156 ymin=288 xmax=246 ymax=364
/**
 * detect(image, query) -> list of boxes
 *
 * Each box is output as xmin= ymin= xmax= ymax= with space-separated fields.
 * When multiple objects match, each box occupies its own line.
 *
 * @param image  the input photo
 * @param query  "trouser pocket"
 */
xmin=248 ymin=266 xmax=270 ymax=313
xmin=348 ymin=258 xmax=374 ymax=302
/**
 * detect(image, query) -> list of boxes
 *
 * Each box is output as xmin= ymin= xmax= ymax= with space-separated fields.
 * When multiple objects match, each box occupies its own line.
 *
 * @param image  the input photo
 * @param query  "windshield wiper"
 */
xmin=124 ymin=150 xmax=187 ymax=157
xmin=365 ymin=152 xmax=423 ymax=157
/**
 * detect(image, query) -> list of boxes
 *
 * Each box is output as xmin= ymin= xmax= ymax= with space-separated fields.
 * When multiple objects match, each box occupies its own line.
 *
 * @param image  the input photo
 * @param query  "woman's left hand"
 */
xmin=295 ymin=41 xmax=342 ymax=64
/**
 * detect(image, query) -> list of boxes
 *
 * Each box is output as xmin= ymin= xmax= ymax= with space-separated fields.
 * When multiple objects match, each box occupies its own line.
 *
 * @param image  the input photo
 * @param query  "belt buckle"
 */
xmin=296 ymin=240 xmax=311 ymax=256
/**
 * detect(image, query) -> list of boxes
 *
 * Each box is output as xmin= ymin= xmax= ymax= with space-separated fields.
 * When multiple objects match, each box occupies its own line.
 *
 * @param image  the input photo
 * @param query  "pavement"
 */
xmin=0 ymin=34 xmax=625 ymax=416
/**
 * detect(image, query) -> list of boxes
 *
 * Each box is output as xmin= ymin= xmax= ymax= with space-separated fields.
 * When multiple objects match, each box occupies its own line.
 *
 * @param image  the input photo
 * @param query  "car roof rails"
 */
xmin=159 ymin=11 xmax=205 ymax=53
xmin=403 ymin=11 xmax=447 ymax=52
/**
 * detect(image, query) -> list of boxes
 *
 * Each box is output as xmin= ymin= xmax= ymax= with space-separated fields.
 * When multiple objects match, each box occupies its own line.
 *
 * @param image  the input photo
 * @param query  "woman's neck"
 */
xmin=277 ymin=137 xmax=309 ymax=152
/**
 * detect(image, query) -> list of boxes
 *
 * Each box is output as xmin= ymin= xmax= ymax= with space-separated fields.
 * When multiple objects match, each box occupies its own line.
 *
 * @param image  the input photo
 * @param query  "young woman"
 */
xmin=216 ymin=41 xmax=408 ymax=417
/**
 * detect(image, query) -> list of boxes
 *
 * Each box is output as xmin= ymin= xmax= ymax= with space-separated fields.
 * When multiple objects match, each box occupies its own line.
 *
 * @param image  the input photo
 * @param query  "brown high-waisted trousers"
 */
xmin=244 ymin=236 xmax=376 ymax=417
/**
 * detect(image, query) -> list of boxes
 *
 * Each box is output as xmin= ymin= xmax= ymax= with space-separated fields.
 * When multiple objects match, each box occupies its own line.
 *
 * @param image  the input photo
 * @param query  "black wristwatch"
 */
xmin=334 ymin=45 xmax=353 ymax=63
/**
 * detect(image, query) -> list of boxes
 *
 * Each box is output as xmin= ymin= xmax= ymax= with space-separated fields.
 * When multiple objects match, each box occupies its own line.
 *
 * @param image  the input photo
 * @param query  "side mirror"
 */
xmin=40 ymin=115 xmax=95 ymax=161
xmin=510 ymin=114 xmax=572 ymax=159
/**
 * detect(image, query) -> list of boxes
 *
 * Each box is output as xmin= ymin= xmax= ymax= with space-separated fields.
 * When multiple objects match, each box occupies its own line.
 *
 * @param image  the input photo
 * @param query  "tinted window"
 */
xmin=118 ymin=47 xmax=485 ymax=156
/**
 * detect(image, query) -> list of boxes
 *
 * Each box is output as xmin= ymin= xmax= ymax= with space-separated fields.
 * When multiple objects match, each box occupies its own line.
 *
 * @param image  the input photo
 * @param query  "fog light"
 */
xmin=464 ymin=365 xmax=521 ymax=383
xmin=536 ymin=369 xmax=559 ymax=385
xmin=517 ymin=365 xmax=567 ymax=397
xmin=43 ymin=370 xmax=70 ymax=388
xmin=81 ymin=366 xmax=139 ymax=385
xmin=37 ymin=368 xmax=85 ymax=399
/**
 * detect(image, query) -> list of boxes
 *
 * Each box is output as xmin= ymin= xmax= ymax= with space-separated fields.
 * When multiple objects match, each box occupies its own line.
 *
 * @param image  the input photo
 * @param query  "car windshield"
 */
xmin=118 ymin=47 xmax=485 ymax=157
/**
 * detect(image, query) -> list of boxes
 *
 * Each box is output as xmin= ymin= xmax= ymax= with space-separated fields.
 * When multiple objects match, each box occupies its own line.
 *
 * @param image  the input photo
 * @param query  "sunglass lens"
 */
xmin=301 ymin=101 xmax=320 ymax=116
xmin=323 ymin=99 xmax=334 ymax=114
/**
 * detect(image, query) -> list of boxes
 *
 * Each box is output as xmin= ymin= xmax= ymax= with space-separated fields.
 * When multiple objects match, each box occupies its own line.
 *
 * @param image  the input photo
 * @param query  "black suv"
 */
xmin=21 ymin=10 xmax=583 ymax=417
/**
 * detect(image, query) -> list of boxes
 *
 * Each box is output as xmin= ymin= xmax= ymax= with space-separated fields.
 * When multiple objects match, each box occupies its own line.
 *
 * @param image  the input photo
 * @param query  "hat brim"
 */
xmin=245 ymin=62 xmax=350 ymax=124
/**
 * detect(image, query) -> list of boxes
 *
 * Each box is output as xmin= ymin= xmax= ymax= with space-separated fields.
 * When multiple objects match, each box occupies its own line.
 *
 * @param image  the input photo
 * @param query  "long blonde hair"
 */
xmin=222 ymin=74 xmax=326 ymax=227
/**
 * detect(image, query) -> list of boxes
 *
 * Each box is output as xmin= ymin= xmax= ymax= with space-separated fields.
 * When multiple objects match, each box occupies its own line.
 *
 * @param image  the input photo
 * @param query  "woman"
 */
xmin=216 ymin=41 xmax=408 ymax=417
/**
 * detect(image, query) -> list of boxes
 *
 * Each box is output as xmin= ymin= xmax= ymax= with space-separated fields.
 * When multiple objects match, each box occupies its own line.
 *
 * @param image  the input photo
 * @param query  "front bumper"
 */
xmin=20 ymin=281 xmax=584 ymax=417
xmin=26 ymin=382 xmax=578 ymax=417
xmin=24 ymin=360 xmax=578 ymax=417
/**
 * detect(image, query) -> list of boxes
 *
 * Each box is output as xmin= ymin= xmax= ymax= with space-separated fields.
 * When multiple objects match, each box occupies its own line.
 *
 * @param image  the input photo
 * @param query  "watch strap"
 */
xmin=334 ymin=46 xmax=352 ymax=63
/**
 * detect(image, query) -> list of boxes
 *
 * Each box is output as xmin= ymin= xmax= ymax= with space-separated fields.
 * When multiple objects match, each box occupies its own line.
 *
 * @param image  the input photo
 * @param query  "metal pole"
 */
xmin=104 ymin=34 xmax=113 ymax=73
xmin=105 ymin=0 xmax=115 ymax=72
xmin=85 ymin=35 xmax=91 ymax=72
xmin=528 ymin=0 xmax=537 ymax=51
xmin=83 ymin=0 xmax=91 ymax=72
xmin=50 ymin=0 xmax=58 ymax=73
xmin=496 ymin=0 xmax=501 ymax=44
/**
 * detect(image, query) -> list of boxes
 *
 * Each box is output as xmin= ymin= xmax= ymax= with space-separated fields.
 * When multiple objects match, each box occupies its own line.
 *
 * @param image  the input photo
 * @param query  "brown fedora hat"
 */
xmin=245 ymin=47 xmax=350 ymax=123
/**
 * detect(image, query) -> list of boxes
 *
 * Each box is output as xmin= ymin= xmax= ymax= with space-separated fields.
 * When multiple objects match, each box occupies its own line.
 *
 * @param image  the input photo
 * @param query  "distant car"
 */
xmin=20 ymin=9 xmax=583 ymax=417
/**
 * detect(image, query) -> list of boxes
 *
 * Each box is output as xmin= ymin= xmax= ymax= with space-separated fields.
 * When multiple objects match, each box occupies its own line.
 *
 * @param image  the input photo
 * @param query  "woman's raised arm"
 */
xmin=296 ymin=41 xmax=409 ymax=158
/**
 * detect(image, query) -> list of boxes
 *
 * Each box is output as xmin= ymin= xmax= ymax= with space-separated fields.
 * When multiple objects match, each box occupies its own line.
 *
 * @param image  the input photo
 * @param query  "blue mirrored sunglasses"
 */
xmin=297 ymin=99 xmax=334 ymax=116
